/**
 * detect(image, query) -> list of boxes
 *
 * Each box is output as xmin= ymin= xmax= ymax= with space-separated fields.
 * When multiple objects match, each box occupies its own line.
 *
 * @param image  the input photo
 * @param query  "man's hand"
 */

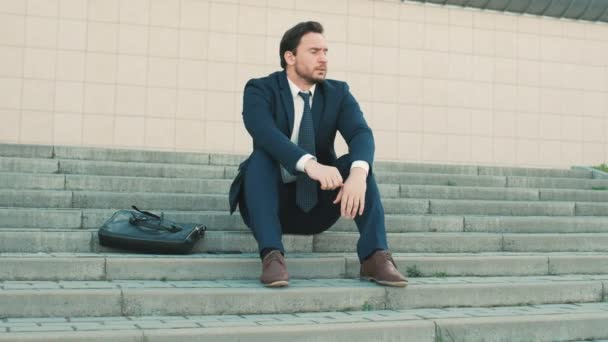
xmin=304 ymin=159 xmax=343 ymax=190
xmin=333 ymin=167 xmax=367 ymax=219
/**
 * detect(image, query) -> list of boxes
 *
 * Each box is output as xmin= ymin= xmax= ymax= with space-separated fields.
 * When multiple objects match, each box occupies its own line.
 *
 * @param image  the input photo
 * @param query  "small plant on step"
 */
xmin=591 ymin=186 xmax=608 ymax=191
xmin=593 ymin=163 xmax=608 ymax=173
xmin=361 ymin=301 xmax=373 ymax=311
xmin=406 ymin=265 xmax=423 ymax=277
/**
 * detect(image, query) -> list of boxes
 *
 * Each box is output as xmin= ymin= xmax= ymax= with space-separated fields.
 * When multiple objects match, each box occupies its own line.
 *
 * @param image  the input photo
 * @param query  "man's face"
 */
xmin=287 ymin=32 xmax=328 ymax=84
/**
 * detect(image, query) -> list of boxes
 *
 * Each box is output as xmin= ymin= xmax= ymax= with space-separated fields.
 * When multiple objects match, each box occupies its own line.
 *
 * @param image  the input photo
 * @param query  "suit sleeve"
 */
xmin=242 ymin=79 xmax=308 ymax=174
xmin=336 ymin=82 xmax=375 ymax=172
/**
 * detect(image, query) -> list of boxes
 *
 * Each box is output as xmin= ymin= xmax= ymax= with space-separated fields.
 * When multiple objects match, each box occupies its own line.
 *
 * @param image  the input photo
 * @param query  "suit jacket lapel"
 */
xmin=311 ymin=85 xmax=324 ymax=138
xmin=278 ymin=71 xmax=295 ymax=137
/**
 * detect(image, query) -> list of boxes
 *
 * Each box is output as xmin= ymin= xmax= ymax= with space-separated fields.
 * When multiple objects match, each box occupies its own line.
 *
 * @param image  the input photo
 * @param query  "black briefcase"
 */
xmin=98 ymin=206 xmax=206 ymax=254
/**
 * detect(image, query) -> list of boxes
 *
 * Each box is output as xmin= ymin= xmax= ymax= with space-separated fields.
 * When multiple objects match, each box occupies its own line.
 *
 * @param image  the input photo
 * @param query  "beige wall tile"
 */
xmin=23 ymin=48 xmax=56 ymax=79
xmin=372 ymin=19 xmax=399 ymax=47
xmin=87 ymin=23 xmax=118 ymax=53
xmin=446 ymin=80 xmax=471 ymax=108
xmin=20 ymin=111 xmax=53 ymax=143
xmin=175 ymin=119 xmax=205 ymax=151
xmin=516 ymin=33 xmax=540 ymax=60
xmin=54 ymin=112 xmax=83 ymax=144
xmin=399 ymin=2 xmax=425 ymax=23
xmin=517 ymin=60 xmax=540 ymax=86
xmin=586 ymin=23 xmax=608 ymax=42
xmin=469 ymin=83 xmax=492 ymax=109
xmin=540 ymin=37 xmax=564 ymax=62
xmin=348 ymin=16 xmax=373 ymax=46
xmin=564 ymin=22 xmax=586 ymax=40
xmin=238 ymin=6 xmax=266 ymax=35
xmin=150 ymin=0 xmax=180 ymax=28
xmin=422 ymin=79 xmax=448 ymax=106
xmin=446 ymin=108 xmax=471 ymax=135
xmin=493 ymin=137 xmax=516 ymax=164
xmin=583 ymin=143 xmax=604 ymax=165
xmin=54 ymin=81 xmax=83 ymax=113
xmin=517 ymin=16 xmax=540 ymax=34
xmin=148 ymin=57 xmax=177 ymax=88
xmin=399 ymin=21 xmax=424 ymax=49
xmin=0 ymin=109 xmax=20 ymax=142
xmin=267 ymin=0 xmax=294 ymax=10
xmin=494 ymin=13 xmax=517 ymax=32
xmin=422 ymin=51 xmax=449 ymax=79
xmin=180 ymin=30 xmax=209 ymax=60
xmin=84 ymin=83 xmax=115 ymax=114
xmin=118 ymin=25 xmax=149 ymax=55
xmin=180 ymin=0 xmax=209 ymax=30
xmin=28 ymin=0 xmax=58 ymax=17
xmin=26 ymin=17 xmax=57 ymax=48
xmin=374 ymin=1 xmax=399 ymax=20
xmin=447 ymin=135 xmax=471 ymax=162
xmin=493 ymin=111 xmax=516 ymax=138
xmin=370 ymin=102 xmax=397 ymax=131
xmin=206 ymin=91 xmax=236 ymax=122
xmin=470 ymin=109 xmax=492 ymax=136
xmin=583 ymin=91 xmax=607 ymax=117
xmin=397 ymin=132 xmax=422 ymax=160
xmin=422 ymin=133 xmax=448 ymax=161
xmin=0 ymin=0 xmax=26 ymax=14
xmin=148 ymin=27 xmax=179 ymax=58
xmin=449 ymin=7 xmax=472 ymax=27
xmin=347 ymin=72 xmax=373 ymax=101
xmin=208 ymin=32 xmax=238 ymax=63
xmin=266 ymin=8 xmax=297 ymax=38
xmin=316 ymin=13 xmax=347 ymax=43
xmin=517 ymin=86 xmax=540 ymax=114
xmin=59 ymin=0 xmax=86 ymax=19
xmin=539 ymin=62 xmax=563 ymax=89
xmin=374 ymin=130 xmax=397 ymax=160
xmin=561 ymin=90 xmax=584 ymax=115
xmin=515 ymin=113 xmax=539 ymax=139
xmin=346 ymin=44 xmax=372 ymax=72
xmin=540 ymin=19 xmax=563 ymax=36
xmin=119 ymin=0 xmax=149 ymax=25
xmin=117 ymin=55 xmax=147 ymax=86
xmin=424 ymin=5 xmax=448 ymax=25
xmin=176 ymin=60 xmax=206 ymax=90
xmin=471 ymin=55 xmax=493 ymax=82
xmin=0 ymin=14 xmax=24 ymax=46
xmin=472 ymin=29 xmax=494 ymax=56
xmin=473 ymin=11 xmax=495 ymax=30
xmin=398 ymin=104 xmax=423 ymax=132
xmin=22 ymin=79 xmax=54 ymax=111
xmin=207 ymin=62 xmax=237 ymax=92
xmin=516 ymin=139 xmax=539 ymax=165
xmin=449 ymin=26 xmax=472 ymax=54
xmin=371 ymin=74 xmax=398 ymax=103
xmin=493 ymin=58 xmax=516 ymax=84
xmin=372 ymin=46 xmax=398 ymax=75
xmin=88 ymin=0 xmax=119 ymax=22
xmin=176 ymin=89 xmax=205 ymax=120
xmin=494 ymin=31 xmax=516 ymax=58
xmin=561 ymin=115 xmax=583 ymax=141
xmin=448 ymin=54 xmax=472 ymax=80
xmin=83 ymin=114 xmax=114 ymax=146
xmin=114 ymin=115 xmax=145 ymax=148
xmin=115 ymin=85 xmax=146 ymax=116
xmin=423 ymin=106 xmax=448 ymax=133
xmin=0 ymin=47 xmax=23 ymax=78
xmin=348 ymin=0 xmax=372 ymax=17
xmin=145 ymin=117 xmax=175 ymax=149
xmin=85 ymin=53 xmax=117 ymax=83
xmin=58 ymin=20 xmax=87 ymax=50
xmin=582 ymin=117 xmax=604 ymax=143
xmin=471 ymin=136 xmax=493 ymax=163
xmin=493 ymin=84 xmax=517 ymax=111
xmin=0 ymin=81 xmax=21 ymax=109
xmin=398 ymin=49 xmax=423 ymax=77
xmin=56 ymin=50 xmax=86 ymax=81
xmin=538 ymin=140 xmax=562 ymax=166
xmin=205 ymin=121 xmax=234 ymax=152
xmin=424 ymin=24 xmax=449 ymax=52
xmin=560 ymin=142 xmax=583 ymax=165
xmin=210 ymin=2 xmax=238 ymax=33
xmin=562 ymin=39 xmax=584 ymax=65
xmin=539 ymin=114 xmax=561 ymax=140
xmin=146 ymin=87 xmax=177 ymax=118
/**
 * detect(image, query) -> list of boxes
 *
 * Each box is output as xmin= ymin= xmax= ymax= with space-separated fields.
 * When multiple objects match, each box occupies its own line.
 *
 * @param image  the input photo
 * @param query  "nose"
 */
xmin=319 ymin=52 xmax=328 ymax=64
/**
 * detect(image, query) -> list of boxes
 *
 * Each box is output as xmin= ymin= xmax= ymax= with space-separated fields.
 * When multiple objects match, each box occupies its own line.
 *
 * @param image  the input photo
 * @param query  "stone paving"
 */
xmin=1 ymin=302 xmax=608 ymax=333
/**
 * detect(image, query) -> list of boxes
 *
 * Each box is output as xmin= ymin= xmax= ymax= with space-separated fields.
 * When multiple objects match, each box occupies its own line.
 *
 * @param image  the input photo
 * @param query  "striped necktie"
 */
xmin=296 ymin=91 xmax=317 ymax=212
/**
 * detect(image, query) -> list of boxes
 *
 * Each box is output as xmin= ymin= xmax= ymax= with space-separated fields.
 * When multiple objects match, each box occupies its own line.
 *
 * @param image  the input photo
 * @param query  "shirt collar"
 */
xmin=286 ymin=76 xmax=316 ymax=100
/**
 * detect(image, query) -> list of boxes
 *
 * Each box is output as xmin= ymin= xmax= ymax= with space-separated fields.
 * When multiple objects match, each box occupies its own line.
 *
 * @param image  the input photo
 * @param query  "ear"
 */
xmin=284 ymin=50 xmax=296 ymax=66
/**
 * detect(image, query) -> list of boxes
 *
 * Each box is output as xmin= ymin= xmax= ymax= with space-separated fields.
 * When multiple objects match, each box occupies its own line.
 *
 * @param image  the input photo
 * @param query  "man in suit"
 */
xmin=229 ymin=21 xmax=407 ymax=288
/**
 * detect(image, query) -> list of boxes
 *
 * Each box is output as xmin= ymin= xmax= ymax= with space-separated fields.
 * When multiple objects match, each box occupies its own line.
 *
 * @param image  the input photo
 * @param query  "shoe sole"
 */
xmin=361 ymin=277 xmax=408 ymax=288
xmin=263 ymin=280 xmax=289 ymax=287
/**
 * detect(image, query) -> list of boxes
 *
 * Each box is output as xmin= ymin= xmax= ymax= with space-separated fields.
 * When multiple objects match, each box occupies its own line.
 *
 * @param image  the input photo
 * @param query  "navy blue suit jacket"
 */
xmin=229 ymin=70 xmax=375 ymax=213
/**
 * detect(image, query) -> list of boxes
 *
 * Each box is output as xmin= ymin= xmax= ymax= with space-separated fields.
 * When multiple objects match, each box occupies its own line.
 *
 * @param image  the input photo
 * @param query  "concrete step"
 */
xmin=509 ymin=176 xmax=608 ymax=190
xmin=1 ymin=303 xmax=608 ymax=342
xmin=6 ymin=208 xmax=608 ymax=234
xmin=59 ymin=159 xmax=229 ymax=179
xmin=2 ymin=252 xmax=608 ymax=281
xmin=0 ymin=157 xmax=59 ymax=174
xmin=0 ymin=276 xmax=605 ymax=318
xmin=2 ymin=230 xmax=608 ymax=253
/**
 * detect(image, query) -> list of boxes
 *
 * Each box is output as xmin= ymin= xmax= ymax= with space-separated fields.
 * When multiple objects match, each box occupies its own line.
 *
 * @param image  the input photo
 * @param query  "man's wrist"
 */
xmin=350 ymin=166 xmax=367 ymax=179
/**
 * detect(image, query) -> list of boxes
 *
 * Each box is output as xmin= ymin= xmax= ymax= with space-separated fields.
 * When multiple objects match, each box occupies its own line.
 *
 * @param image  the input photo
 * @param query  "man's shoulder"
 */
xmin=245 ymin=71 xmax=283 ymax=88
xmin=319 ymin=78 xmax=347 ymax=94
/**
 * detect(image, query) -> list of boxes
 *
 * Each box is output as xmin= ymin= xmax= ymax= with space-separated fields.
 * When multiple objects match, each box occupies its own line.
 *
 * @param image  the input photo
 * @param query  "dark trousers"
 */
xmin=238 ymin=149 xmax=389 ymax=262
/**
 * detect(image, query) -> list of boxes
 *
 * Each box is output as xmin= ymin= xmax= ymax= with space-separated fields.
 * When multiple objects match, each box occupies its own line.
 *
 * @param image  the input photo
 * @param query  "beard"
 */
xmin=295 ymin=63 xmax=327 ymax=85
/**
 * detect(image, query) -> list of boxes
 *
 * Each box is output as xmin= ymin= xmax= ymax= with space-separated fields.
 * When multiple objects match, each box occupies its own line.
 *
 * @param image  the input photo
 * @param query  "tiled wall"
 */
xmin=1 ymin=0 xmax=608 ymax=168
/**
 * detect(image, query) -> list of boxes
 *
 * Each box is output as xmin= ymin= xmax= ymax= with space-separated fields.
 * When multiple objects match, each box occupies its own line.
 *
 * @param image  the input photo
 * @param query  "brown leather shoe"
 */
xmin=360 ymin=250 xmax=408 ymax=287
xmin=260 ymin=250 xmax=289 ymax=287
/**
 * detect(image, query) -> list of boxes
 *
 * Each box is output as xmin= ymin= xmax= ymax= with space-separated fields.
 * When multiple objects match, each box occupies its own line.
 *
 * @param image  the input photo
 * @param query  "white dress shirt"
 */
xmin=281 ymin=77 xmax=369 ymax=183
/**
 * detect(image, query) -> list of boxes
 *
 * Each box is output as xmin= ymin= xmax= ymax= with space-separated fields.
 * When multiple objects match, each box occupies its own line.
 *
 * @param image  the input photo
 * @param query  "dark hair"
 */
xmin=279 ymin=21 xmax=324 ymax=69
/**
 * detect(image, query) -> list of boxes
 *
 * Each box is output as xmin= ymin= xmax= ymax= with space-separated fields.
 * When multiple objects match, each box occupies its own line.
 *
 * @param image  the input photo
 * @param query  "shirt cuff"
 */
xmin=351 ymin=160 xmax=369 ymax=175
xmin=295 ymin=154 xmax=316 ymax=172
